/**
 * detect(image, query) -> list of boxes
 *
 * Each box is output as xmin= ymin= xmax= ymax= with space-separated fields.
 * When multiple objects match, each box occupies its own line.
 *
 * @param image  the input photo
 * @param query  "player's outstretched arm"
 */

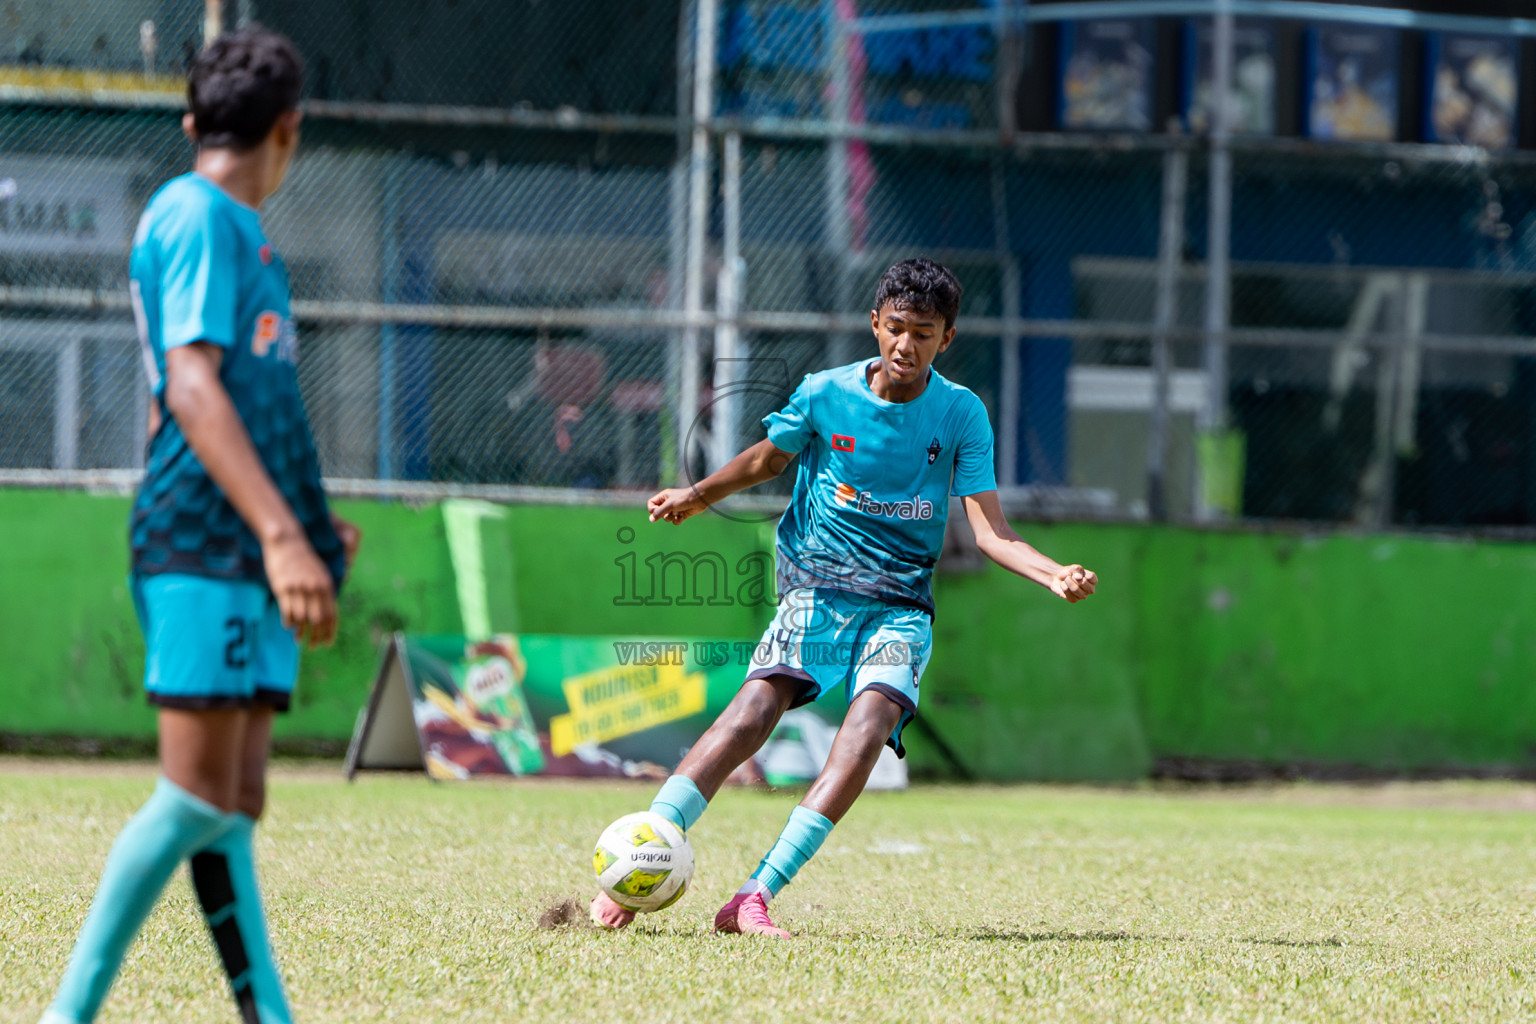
xmin=648 ymin=438 xmax=796 ymax=525
xmin=163 ymin=341 xmax=338 ymax=644
xmin=960 ymin=490 xmax=1097 ymax=603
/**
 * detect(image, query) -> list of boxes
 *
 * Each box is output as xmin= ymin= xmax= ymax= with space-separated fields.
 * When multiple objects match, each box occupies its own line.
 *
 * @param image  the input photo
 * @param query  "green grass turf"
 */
xmin=4 ymin=760 xmax=1536 ymax=1023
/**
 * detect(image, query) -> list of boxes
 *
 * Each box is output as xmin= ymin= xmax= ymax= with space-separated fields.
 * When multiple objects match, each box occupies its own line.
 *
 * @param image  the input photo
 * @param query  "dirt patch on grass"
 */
xmin=536 ymin=895 xmax=593 ymax=930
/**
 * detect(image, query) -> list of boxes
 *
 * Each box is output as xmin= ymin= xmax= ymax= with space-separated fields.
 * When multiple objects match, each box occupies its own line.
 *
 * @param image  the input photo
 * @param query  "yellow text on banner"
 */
xmin=549 ymin=663 xmax=707 ymax=756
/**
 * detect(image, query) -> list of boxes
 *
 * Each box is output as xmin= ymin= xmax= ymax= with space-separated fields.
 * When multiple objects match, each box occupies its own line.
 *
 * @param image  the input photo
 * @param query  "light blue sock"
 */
xmin=47 ymin=778 xmax=232 ymax=1024
xmin=649 ymin=775 xmax=708 ymax=832
xmin=747 ymin=806 xmax=834 ymax=898
xmin=191 ymin=813 xmax=292 ymax=1024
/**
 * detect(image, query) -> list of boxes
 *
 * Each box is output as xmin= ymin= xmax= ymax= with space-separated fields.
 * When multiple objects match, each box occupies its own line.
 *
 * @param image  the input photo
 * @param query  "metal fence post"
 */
xmin=1196 ymin=0 xmax=1234 ymax=520
xmin=1358 ymin=273 xmax=1407 ymax=527
xmin=995 ymin=0 xmax=1025 ymax=145
xmin=53 ymin=337 xmax=80 ymax=471
xmin=133 ymin=356 xmax=150 ymax=471
xmin=995 ymin=2 xmax=1025 ymax=489
xmin=679 ymin=0 xmax=718 ymax=484
xmin=991 ymin=156 xmax=1021 ymax=489
xmin=203 ymin=0 xmax=224 ymax=43
xmin=378 ymin=154 xmax=403 ymax=480
xmin=662 ymin=0 xmax=697 ymax=486
xmin=1396 ymin=273 xmax=1428 ymax=462
xmin=1148 ymin=141 xmax=1188 ymax=521
xmin=712 ymin=131 xmax=745 ymax=472
xmin=825 ymin=0 xmax=855 ymax=370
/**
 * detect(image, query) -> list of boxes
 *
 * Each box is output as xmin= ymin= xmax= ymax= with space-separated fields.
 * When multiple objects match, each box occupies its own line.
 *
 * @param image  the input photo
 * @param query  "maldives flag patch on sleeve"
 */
xmin=831 ymin=434 xmax=856 ymax=452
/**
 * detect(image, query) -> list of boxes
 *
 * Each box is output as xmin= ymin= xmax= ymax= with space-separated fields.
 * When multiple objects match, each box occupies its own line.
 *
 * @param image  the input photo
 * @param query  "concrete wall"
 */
xmin=0 ymin=490 xmax=460 ymax=742
xmin=5 ymin=488 xmax=1536 ymax=779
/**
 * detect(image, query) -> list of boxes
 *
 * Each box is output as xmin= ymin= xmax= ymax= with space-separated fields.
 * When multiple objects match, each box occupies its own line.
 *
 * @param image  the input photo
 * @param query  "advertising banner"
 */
xmin=1426 ymin=33 xmax=1518 ymax=149
xmin=346 ymin=633 xmax=907 ymax=789
xmin=1182 ymin=19 xmax=1276 ymax=136
xmin=0 ymin=156 xmax=135 ymax=256
xmin=1059 ymin=18 xmax=1155 ymax=132
xmin=1306 ymin=25 xmax=1400 ymax=142
xmin=717 ymin=0 xmax=997 ymax=130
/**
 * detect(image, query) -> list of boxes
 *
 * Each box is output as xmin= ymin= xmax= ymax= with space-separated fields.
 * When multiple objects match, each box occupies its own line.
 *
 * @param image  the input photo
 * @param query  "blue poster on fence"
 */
xmin=1306 ymin=24 xmax=1399 ymax=142
xmin=1060 ymin=18 xmax=1154 ymax=132
xmin=1426 ymin=33 xmax=1518 ymax=149
xmin=1182 ymin=18 xmax=1276 ymax=136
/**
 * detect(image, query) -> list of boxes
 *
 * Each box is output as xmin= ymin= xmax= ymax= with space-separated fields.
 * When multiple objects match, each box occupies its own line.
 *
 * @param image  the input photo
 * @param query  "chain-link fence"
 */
xmin=4 ymin=0 xmax=1536 ymax=533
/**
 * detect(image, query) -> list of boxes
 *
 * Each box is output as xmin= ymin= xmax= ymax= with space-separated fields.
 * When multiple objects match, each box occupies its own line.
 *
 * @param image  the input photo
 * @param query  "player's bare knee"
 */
xmin=723 ymin=700 xmax=777 ymax=745
xmin=762 ymin=675 xmax=802 ymax=713
xmin=849 ymin=690 xmax=904 ymax=735
xmin=720 ymin=675 xmax=795 ymax=739
xmin=847 ymin=727 xmax=892 ymax=764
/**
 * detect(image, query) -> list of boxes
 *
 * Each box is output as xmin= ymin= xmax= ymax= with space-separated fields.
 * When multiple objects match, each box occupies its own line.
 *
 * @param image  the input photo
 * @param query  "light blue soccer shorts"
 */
xmin=745 ymin=587 xmax=932 ymax=757
xmin=131 ymin=573 xmax=299 ymax=711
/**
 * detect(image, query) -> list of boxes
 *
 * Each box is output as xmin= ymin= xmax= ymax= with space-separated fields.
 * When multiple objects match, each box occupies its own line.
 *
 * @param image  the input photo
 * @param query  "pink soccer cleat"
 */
xmin=713 ymin=891 xmax=790 ymax=938
xmin=589 ymin=891 xmax=636 ymax=930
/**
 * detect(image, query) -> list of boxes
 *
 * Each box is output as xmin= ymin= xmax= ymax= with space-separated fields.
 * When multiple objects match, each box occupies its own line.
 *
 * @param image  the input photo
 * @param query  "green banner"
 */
xmin=349 ymin=633 xmax=908 ymax=786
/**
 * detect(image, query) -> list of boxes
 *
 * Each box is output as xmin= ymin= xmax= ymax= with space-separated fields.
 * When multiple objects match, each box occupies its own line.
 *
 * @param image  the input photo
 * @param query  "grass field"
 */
xmin=4 ymin=760 xmax=1536 ymax=1022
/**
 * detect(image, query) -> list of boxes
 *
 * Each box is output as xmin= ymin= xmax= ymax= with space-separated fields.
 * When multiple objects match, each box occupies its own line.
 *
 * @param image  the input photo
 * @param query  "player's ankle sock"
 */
xmin=745 ymin=805 xmax=834 ymax=899
xmin=191 ymin=813 xmax=293 ymax=1024
xmin=46 ymin=778 xmax=232 ymax=1023
xmin=649 ymin=775 xmax=708 ymax=832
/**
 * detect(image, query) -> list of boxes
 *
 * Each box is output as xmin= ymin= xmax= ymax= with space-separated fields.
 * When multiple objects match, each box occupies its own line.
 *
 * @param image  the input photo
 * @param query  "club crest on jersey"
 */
xmin=251 ymin=310 xmax=299 ymax=364
xmin=259 ymin=243 xmax=274 ymax=265
xmin=927 ymin=436 xmax=943 ymax=464
xmin=833 ymin=481 xmax=934 ymax=520
xmin=831 ymin=434 xmax=855 ymax=452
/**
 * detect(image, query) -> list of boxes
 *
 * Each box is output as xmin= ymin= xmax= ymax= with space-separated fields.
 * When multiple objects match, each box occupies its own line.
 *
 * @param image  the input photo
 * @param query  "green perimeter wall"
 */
xmin=5 ymin=488 xmax=1536 ymax=780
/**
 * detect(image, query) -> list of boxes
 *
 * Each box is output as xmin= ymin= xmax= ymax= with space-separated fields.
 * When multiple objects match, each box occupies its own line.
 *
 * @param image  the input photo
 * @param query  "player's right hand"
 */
xmin=1050 ymin=564 xmax=1097 ymax=603
xmin=263 ymin=533 xmax=338 ymax=646
xmin=647 ymin=487 xmax=708 ymax=524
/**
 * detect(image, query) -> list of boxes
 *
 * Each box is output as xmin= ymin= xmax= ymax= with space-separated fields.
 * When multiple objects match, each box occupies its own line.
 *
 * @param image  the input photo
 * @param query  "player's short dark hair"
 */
xmin=187 ymin=25 xmax=304 ymax=151
xmin=873 ymin=257 xmax=963 ymax=331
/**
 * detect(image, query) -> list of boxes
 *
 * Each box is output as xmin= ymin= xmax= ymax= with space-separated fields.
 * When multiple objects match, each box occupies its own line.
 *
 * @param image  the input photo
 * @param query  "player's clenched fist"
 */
xmin=1050 ymin=564 xmax=1097 ymax=603
xmin=648 ymin=487 xmax=708 ymax=524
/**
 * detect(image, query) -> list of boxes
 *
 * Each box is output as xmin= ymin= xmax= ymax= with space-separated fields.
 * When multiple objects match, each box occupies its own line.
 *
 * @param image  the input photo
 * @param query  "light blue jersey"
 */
xmin=764 ymin=359 xmax=996 ymax=614
xmin=129 ymin=172 xmax=343 ymax=587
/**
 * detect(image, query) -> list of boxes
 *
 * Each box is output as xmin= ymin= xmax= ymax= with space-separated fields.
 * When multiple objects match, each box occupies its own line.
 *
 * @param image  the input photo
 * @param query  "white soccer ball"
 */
xmin=593 ymin=811 xmax=694 ymax=913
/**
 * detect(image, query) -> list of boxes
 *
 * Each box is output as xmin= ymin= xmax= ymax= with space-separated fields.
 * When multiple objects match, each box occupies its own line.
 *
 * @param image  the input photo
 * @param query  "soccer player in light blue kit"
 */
xmin=40 ymin=27 xmax=357 ymax=1024
xmin=592 ymin=257 xmax=1097 ymax=937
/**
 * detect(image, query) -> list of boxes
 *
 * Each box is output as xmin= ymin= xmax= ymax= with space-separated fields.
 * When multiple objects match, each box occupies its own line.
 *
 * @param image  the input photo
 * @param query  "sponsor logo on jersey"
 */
xmin=252 ymin=312 xmax=281 ymax=356
xmin=833 ymin=481 xmax=934 ymax=520
xmin=252 ymin=310 xmax=299 ymax=364
xmin=831 ymin=434 xmax=856 ymax=452
xmin=927 ymin=436 xmax=943 ymax=464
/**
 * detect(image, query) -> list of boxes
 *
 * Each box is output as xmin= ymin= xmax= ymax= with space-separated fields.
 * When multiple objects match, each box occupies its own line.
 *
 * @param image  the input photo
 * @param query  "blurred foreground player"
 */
xmin=41 ymin=27 xmax=358 ymax=1024
xmin=591 ymin=258 xmax=1097 ymax=937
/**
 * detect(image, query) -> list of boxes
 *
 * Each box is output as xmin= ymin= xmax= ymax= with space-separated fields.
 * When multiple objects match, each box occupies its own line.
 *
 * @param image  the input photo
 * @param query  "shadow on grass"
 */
xmin=967 ymin=929 xmax=1347 ymax=949
xmin=967 ymin=928 xmax=1167 ymax=944
xmin=1242 ymin=936 xmax=1345 ymax=948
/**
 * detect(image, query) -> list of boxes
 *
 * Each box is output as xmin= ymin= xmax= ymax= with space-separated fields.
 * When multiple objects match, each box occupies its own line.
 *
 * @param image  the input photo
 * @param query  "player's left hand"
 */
xmin=1050 ymin=564 xmax=1097 ymax=603
xmin=333 ymin=513 xmax=362 ymax=569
